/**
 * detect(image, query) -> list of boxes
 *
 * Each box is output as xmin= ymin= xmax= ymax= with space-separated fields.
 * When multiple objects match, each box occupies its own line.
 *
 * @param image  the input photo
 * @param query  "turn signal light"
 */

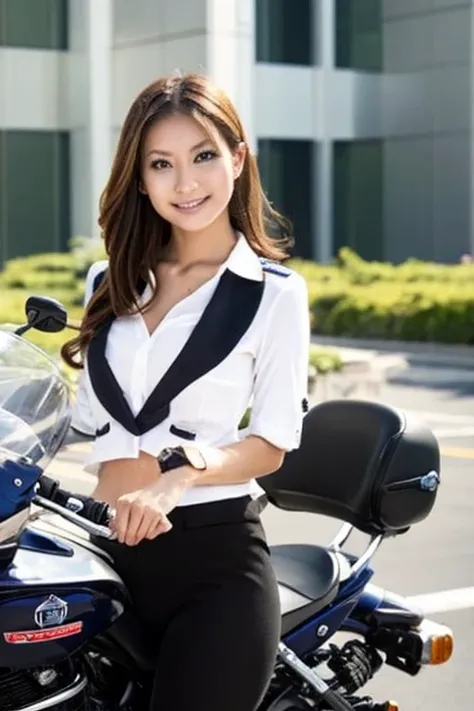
xmin=429 ymin=632 xmax=454 ymax=665
xmin=418 ymin=619 xmax=454 ymax=665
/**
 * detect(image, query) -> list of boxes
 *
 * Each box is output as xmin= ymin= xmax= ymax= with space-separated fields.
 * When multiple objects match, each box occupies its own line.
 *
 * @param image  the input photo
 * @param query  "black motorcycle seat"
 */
xmin=100 ymin=544 xmax=352 ymax=669
xmin=271 ymin=544 xmax=351 ymax=636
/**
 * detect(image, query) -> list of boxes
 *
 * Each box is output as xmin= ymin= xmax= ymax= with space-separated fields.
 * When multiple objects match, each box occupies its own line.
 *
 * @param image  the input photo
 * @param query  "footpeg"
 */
xmin=278 ymin=642 xmax=353 ymax=711
xmin=352 ymin=700 xmax=399 ymax=711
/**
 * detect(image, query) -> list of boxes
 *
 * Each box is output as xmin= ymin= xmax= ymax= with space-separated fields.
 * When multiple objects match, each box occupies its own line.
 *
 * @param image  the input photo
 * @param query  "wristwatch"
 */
xmin=157 ymin=446 xmax=207 ymax=473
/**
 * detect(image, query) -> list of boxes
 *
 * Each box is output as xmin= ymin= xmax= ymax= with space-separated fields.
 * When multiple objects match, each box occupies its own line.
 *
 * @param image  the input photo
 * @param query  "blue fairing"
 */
xmin=0 ymin=531 xmax=129 ymax=669
xmin=283 ymin=564 xmax=375 ymax=657
xmin=0 ymin=459 xmax=42 ymax=521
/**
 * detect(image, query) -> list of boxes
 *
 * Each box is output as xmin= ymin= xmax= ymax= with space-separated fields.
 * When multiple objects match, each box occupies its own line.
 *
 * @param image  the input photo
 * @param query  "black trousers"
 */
xmin=96 ymin=496 xmax=281 ymax=711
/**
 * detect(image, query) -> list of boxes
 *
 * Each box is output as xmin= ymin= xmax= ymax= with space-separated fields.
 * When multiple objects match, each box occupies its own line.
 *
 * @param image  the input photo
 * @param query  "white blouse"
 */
xmin=71 ymin=233 xmax=310 ymax=507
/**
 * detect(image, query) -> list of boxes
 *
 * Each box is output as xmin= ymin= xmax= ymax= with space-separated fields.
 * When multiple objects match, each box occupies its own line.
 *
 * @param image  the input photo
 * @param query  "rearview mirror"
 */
xmin=15 ymin=296 xmax=68 ymax=336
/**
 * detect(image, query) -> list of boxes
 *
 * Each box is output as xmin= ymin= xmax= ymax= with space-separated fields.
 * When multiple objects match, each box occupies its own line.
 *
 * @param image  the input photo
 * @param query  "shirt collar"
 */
xmin=143 ymin=231 xmax=263 ymax=300
xmin=218 ymin=232 xmax=263 ymax=282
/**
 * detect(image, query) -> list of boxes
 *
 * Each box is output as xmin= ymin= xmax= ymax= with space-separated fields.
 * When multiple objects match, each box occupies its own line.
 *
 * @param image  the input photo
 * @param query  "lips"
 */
xmin=172 ymin=196 xmax=210 ymax=211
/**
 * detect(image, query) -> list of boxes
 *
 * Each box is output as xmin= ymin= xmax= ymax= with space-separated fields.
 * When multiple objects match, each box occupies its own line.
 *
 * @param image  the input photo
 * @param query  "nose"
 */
xmin=174 ymin=167 xmax=198 ymax=195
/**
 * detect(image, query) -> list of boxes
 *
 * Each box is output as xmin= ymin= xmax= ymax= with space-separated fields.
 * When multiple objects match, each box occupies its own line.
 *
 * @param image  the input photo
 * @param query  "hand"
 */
xmin=111 ymin=470 xmax=190 ymax=546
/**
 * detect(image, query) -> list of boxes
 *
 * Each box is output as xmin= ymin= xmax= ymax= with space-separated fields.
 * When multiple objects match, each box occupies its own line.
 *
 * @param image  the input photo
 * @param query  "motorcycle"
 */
xmin=0 ymin=294 xmax=453 ymax=711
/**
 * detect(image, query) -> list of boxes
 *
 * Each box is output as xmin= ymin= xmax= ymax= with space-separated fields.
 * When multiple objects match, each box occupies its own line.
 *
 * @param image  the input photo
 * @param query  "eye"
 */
xmin=195 ymin=150 xmax=217 ymax=163
xmin=151 ymin=159 xmax=171 ymax=170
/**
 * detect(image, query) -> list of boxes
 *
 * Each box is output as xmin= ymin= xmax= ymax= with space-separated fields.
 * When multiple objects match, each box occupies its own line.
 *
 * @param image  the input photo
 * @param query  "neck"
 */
xmin=167 ymin=213 xmax=237 ymax=268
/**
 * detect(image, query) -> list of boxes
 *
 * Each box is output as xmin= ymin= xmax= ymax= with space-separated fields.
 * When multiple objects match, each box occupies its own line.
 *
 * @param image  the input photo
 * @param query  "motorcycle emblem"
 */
xmin=34 ymin=595 xmax=69 ymax=629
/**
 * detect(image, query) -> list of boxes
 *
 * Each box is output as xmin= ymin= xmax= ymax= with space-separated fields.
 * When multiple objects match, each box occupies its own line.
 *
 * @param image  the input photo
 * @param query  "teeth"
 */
xmin=176 ymin=198 xmax=206 ymax=209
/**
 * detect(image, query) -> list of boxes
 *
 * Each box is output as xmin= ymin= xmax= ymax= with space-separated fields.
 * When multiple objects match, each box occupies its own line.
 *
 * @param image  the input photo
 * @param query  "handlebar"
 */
xmin=34 ymin=475 xmax=116 ymax=540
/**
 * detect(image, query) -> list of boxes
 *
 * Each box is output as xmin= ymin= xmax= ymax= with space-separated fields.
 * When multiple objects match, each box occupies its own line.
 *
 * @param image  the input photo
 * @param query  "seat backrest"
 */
xmin=258 ymin=400 xmax=440 ymax=536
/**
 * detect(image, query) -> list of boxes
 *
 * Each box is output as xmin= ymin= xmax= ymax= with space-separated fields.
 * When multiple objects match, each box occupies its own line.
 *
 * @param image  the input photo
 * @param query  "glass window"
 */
xmin=256 ymin=0 xmax=313 ymax=66
xmin=0 ymin=131 xmax=70 ymax=266
xmin=333 ymin=140 xmax=383 ymax=260
xmin=258 ymin=139 xmax=314 ymax=259
xmin=0 ymin=0 xmax=68 ymax=50
xmin=335 ymin=0 xmax=382 ymax=72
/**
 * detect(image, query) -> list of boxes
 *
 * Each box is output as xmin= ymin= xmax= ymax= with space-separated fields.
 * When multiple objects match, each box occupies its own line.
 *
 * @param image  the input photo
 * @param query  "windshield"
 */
xmin=0 ymin=330 xmax=70 ymax=468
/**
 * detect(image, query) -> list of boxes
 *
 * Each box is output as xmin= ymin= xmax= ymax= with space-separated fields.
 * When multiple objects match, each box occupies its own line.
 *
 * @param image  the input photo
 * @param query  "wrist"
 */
xmin=157 ymin=445 xmax=207 ymax=476
xmin=168 ymin=465 xmax=201 ymax=487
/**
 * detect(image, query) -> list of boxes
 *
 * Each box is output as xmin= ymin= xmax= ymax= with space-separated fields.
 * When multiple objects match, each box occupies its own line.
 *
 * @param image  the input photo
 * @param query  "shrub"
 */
xmin=309 ymin=345 xmax=343 ymax=374
xmin=69 ymin=236 xmax=107 ymax=278
xmin=308 ymin=282 xmax=474 ymax=344
xmin=0 ymin=253 xmax=78 ymax=290
xmin=335 ymin=247 xmax=474 ymax=285
xmin=2 ymin=244 xmax=474 ymax=352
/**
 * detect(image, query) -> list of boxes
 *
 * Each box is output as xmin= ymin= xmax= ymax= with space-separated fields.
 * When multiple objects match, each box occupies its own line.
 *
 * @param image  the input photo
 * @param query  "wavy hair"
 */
xmin=61 ymin=72 xmax=292 ymax=369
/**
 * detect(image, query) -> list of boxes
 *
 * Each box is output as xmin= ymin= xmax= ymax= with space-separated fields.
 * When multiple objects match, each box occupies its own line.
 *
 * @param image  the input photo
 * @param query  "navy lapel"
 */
xmin=87 ymin=316 xmax=141 ymax=436
xmin=87 ymin=269 xmax=265 ymax=436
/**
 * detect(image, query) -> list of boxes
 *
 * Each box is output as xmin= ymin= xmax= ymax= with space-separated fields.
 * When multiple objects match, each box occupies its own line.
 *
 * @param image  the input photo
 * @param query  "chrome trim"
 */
xmin=350 ymin=534 xmax=384 ymax=574
xmin=278 ymin=642 xmax=330 ymax=695
xmin=328 ymin=522 xmax=353 ymax=551
xmin=416 ymin=618 xmax=454 ymax=665
xmin=16 ymin=673 xmax=87 ymax=711
xmin=278 ymin=642 xmax=353 ymax=710
xmin=33 ymin=495 xmax=115 ymax=540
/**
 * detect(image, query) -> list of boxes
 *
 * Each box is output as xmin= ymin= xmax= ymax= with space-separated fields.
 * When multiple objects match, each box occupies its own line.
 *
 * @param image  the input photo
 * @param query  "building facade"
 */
xmin=0 ymin=0 xmax=473 ymax=265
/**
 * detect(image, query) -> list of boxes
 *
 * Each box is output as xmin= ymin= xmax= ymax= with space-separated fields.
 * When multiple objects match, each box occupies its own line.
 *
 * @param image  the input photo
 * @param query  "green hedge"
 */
xmin=305 ymin=282 xmax=474 ymax=344
xmin=0 ymin=249 xmax=344 ymax=375
xmin=0 ymin=249 xmax=86 ymax=364
xmin=288 ymin=248 xmax=474 ymax=345
xmin=289 ymin=247 xmax=474 ymax=286
xmin=2 ymin=245 xmax=473 ymax=354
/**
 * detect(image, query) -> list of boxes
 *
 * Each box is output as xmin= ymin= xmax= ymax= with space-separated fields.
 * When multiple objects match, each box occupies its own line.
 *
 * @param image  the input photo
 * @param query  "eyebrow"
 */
xmin=146 ymin=139 xmax=213 ymax=158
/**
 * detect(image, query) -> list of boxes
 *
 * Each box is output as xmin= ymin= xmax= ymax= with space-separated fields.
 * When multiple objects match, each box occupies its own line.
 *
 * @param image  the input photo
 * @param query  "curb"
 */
xmin=312 ymin=335 xmax=474 ymax=371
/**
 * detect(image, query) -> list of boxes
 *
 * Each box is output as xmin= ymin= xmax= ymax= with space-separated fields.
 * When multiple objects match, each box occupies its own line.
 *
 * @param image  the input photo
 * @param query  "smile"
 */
xmin=172 ymin=197 xmax=210 ymax=211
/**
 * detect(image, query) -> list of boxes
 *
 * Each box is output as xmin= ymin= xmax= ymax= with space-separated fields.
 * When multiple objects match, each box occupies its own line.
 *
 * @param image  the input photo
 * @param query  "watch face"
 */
xmin=184 ymin=447 xmax=206 ymax=470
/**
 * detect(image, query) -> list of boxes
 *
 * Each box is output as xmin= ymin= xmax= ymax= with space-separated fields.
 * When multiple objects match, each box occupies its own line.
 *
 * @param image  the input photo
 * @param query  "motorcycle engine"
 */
xmin=0 ymin=659 xmax=87 ymax=711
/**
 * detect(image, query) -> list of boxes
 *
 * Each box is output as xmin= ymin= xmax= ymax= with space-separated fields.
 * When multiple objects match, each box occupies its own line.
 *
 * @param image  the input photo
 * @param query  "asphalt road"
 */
xmin=49 ymin=362 xmax=474 ymax=710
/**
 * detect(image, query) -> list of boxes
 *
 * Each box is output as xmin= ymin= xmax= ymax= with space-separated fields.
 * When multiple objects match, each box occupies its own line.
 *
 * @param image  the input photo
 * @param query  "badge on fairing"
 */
xmin=34 ymin=594 xmax=69 ymax=629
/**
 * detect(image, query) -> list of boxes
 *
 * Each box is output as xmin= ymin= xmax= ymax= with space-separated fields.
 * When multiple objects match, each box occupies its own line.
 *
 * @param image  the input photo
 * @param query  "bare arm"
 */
xmin=163 ymin=435 xmax=284 ymax=489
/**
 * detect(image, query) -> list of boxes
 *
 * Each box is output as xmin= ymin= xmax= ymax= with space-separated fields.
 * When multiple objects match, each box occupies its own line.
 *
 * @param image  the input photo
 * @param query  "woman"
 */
xmin=63 ymin=72 xmax=310 ymax=711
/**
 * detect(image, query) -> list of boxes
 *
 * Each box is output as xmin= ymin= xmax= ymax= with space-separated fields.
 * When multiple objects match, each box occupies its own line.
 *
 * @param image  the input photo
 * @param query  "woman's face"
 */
xmin=140 ymin=113 xmax=245 ymax=234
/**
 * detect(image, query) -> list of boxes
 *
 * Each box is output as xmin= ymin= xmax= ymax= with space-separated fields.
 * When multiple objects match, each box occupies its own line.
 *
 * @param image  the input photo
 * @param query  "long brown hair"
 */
xmin=61 ymin=72 xmax=292 ymax=369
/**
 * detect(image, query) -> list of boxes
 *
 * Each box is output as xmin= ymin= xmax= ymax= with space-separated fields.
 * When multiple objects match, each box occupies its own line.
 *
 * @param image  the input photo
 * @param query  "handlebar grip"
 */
xmin=70 ymin=496 xmax=112 ymax=526
xmin=37 ymin=476 xmax=112 ymax=527
xmin=37 ymin=475 xmax=62 ymax=502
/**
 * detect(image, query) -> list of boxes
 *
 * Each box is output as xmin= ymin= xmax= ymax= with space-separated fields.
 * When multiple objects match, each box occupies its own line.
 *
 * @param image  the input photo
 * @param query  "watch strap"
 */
xmin=157 ymin=446 xmax=188 ymax=473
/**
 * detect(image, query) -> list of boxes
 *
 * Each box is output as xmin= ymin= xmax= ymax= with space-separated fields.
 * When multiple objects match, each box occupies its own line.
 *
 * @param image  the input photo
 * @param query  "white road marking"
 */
xmin=404 ymin=410 xmax=474 ymax=425
xmin=406 ymin=587 xmax=474 ymax=615
xmin=433 ymin=426 xmax=474 ymax=438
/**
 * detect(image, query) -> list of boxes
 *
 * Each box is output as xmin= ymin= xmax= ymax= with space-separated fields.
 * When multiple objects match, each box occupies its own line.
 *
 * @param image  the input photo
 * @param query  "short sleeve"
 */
xmin=69 ymin=260 xmax=107 ymax=437
xmin=248 ymin=273 xmax=310 ymax=451
xmin=83 ymin=259 xmax=108 ymax=307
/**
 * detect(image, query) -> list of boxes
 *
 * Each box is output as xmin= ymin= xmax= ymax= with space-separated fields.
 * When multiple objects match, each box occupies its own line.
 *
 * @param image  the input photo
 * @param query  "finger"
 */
xmin=114 ymin=500 xmax=131 ymax=544
xmin=146 ymin=515 xmax=173 ymax=540
xmin=134 ymin=510 xmax=162 ymax=545
xmin=124 ymin=505 xmax=146 ymax=547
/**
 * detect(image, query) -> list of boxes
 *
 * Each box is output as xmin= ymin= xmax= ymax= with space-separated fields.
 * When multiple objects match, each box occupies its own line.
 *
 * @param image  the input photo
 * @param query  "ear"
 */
xmin=233 ymin=142 xmax=247 ymax=180
xmin=138 ymin=179 xmax=147 ymax=195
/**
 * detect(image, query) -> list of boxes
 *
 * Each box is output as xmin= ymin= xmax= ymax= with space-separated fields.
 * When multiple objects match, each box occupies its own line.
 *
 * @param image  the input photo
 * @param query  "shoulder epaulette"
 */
xmin=259 ymin=258 xmax=292 ymax=278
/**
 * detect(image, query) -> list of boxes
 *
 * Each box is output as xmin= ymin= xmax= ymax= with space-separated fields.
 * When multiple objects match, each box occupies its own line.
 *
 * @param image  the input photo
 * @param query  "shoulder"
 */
xmin=259 ymin=257 xmax=292 ymax=278
xmin=86 ymin=259 xmax=108 ymax=284
xmin=84 ymin=260 xmax=109 ymax=305
xmin=259 ymin=258 xmax=307 ymax=298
